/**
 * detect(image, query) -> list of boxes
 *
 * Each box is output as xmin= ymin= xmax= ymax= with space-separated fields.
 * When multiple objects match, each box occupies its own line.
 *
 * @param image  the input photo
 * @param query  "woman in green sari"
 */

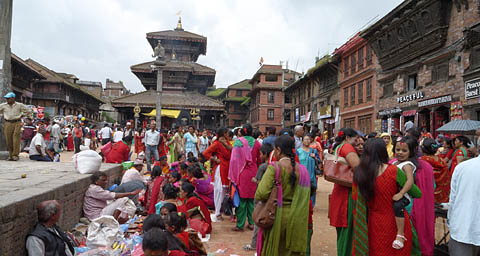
xmin=255 ymin=135 xmax=311 ymax=256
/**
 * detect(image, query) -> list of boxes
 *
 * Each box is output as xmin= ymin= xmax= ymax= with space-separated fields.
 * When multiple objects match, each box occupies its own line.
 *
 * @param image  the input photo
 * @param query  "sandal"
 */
xmin=232 ymin=227 xmax=244 ymax=232
xmin=247 ymin=224 xmax=254 ymax=230
xmin=216 ymin=215 xmax=224 ymax=221
xmin=392 ymin=234 xmax=407 ymax=250
xmin=243 ymin=244 xmax=256 ymax=251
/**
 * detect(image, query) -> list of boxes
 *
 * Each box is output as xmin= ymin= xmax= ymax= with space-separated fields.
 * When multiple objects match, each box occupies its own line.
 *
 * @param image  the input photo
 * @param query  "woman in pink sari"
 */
xmin=229 ymin=124 xmax=261 ymax=231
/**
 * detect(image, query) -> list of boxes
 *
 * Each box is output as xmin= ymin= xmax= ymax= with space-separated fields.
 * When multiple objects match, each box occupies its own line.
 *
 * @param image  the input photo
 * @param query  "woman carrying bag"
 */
xmin=327 ymin=128 xmax=360 ymax=256
xmin=255 ymin=135 xmax=310 ymax=256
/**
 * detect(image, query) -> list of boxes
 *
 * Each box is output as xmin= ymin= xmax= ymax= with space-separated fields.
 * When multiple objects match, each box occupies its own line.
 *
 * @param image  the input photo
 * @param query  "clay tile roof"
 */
xmin=207 ymin=88 xmax=226 ymax=97
xmin=147 ymin=30 xmax=206 ymax=41
xmin=11 ymin=53 xmax=46 ymax=79
xmin=111 ymin=90 xmax=224 ymax=110
xmin=24 ymin=59 xmax=105 ymax=103
xmin=131 ymin=61 xmax=215 ymax=75
xmin=228 ymin=79 xmax=251 ymax=90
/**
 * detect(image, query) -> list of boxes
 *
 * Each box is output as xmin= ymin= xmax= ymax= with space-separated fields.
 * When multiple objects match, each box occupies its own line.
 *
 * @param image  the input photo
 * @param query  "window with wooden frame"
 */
xmin=366 ymin=78 xmax=372 ymax=101
xmin=344 ymin=87 xmax=349 ymax=107
xmin=350 ymin=85 xmax=356 ymax=105
xmin=358 ymin=81 xmax=364 ymax=104
xmin=358 ymin=47 xmax=364 ymax=70
xmin=366 ymin=45 xmax=372 ymax=65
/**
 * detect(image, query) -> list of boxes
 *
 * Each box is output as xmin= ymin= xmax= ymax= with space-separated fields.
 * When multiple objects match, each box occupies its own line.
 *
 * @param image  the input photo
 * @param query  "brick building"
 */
xmin=284 ymin=55 xmax=340 ymax=136
xmin=361 ymin=0 xmax=479 ymax=136
xmin=103 ymin=78 xmax=129 ymax=98
xmin=336 ymin=34 xmax=377 ymax=134
xmin=76 ymin=80 xmax=103 ymax=99
xmin=223 ymin=79 xmax=251 ymax=128
xmin=25 ymin=58 xmax=105 ymax=121
xmin=248 ymin=65 xmax=297 ymax=132
xmin=309 ymin=55 xmax=340 ymax=136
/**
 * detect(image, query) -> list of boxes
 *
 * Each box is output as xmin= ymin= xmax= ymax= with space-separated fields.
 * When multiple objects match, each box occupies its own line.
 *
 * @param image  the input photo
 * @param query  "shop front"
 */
xmin=378 ymin=107 xmax=402 ymax=133
xmin=317 ymin=105 xmax=334 ymax=137
xmin=417 ymin=95 xmax=454 ymax=138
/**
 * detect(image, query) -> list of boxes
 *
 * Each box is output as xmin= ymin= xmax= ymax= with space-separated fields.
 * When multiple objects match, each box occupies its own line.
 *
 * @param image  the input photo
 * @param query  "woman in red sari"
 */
xmin=180 ymin=182 xmax=212 ymax=234
xmin=449 ymin=136 xmax=471 ymax=175
xmin=67 ymin=130 xmax=74 ymax=151
xmin=329 ymin=127 xmax=360 ymax=256
xmin=352 ymin=138 xmax=421 ymax=255
xmin=420 ymin=138 xmax=450 ymax=203
xmin=134 ymin=128 xmax=145 ymax=154
xmin=201 ymin=127 xmax=232 ymax=220
xmin=145 ymin=166 xmax=167 ymax=215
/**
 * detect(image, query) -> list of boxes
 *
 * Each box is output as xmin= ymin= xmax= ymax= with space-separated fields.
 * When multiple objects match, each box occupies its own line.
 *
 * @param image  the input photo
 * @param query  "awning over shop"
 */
xmin=143 ymin=109 xmax=181 ymax=118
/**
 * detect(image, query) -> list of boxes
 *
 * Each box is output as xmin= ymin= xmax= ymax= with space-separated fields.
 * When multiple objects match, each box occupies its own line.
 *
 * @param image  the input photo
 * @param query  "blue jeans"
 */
xmin=145 ymin=145 xmax=159 ymax=172
xmin=30 ymin=154 xmax=53 ymax=162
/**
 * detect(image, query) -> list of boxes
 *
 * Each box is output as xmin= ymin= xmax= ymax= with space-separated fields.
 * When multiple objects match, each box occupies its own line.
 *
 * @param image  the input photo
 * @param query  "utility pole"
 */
xmin=0 ymin=0 xmax=13 ymax=158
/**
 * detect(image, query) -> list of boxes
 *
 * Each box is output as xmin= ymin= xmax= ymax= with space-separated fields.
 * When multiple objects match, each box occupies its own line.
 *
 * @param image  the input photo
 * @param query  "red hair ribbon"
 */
xmin=244 ymin=127 xmax=247 ymax=134
xmin=338 ymin=131 xmax=344 ymax=137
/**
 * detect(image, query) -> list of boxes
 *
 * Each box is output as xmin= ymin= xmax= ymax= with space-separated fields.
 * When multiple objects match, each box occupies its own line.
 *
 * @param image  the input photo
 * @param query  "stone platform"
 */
xmin=0 ymin=159 xmax=123 ymax=256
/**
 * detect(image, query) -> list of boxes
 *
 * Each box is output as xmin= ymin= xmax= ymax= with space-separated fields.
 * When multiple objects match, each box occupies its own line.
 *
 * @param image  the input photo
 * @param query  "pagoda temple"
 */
xmin=112 ymin=18 xmax=224 ymax=129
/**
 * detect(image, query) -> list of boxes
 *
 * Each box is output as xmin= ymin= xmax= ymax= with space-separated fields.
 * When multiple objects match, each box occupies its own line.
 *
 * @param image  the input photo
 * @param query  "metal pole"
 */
xmin=155 ymin=65 xmax=164 ymax=129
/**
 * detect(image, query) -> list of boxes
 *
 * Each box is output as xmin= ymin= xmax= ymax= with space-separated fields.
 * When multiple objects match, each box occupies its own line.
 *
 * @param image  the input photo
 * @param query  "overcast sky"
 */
xmin=11 ymin=0 xmax=403 ymax=93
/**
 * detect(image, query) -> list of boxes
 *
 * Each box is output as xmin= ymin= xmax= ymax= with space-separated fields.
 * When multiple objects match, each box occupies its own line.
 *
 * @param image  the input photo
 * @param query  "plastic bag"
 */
xmin=121 ymin=161 xmax=134 ymax=170
xmin=73 ymin=150 xmax=102 ymax=174
xmin=86 ymin=216 xmax=122 ymax=248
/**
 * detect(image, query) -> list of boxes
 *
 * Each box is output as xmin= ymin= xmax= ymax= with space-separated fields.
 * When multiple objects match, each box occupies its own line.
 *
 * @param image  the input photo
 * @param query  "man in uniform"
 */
xmin=0 ymin=92 xmax=32 ymax=160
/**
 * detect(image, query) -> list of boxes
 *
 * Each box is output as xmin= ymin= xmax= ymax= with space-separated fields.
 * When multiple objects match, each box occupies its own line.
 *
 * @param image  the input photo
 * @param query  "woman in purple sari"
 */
xmin=191 ymin=165 xmax=214 ymax=208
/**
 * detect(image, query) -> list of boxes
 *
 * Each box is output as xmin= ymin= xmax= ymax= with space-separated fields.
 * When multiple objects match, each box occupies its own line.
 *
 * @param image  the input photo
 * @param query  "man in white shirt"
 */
xmin=99 ymin=124 xmax=113 ymax=145
xmin=29 ymin=127 xmax=52 ymax=161
xmin=51 ymin=121 xmax=61 ymax=153
xmin=448 ymin=156 xmax=480 ymax=255
xmin=144 ymin=121 xmax=160 ymax=172
xmin=113 ymin=127 xmax=124 ymax=143
xmin=123 ymin=122 xmax=134 ymax=138
xmin=293 ymin=125 xmax=304 ymax=150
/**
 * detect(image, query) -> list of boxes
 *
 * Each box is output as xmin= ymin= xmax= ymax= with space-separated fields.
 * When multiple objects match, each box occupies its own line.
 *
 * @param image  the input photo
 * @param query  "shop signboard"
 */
xmin=418 ymin=95 xmax=452 ymax=108
xmin=305 ymin=112 xmax=311 ymax=122
xmin=397 ymin=91 xmax=424 ymax=103
xmin=379 ymin=107 xmax=402 ymax=117
xmin=300 ymin=115 xmax=305 ymax=122
xmin=318 ymin=105 xmax=333 ymax=119
xmin=465 ymin=78 xmax=480 ymax=100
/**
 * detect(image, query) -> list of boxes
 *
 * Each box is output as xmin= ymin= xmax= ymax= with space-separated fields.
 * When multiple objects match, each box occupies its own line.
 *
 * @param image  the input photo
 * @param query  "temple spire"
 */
xmin=175 ymin=16 xmax=184 ymax=31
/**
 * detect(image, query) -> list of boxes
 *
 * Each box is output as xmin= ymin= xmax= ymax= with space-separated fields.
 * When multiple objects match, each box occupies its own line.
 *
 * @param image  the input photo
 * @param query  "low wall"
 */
xmin=0 ymin=160 xmax=123 ymax=256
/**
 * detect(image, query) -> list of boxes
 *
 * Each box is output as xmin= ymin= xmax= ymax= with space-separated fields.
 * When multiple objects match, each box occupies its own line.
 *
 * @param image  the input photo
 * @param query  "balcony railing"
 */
xmin=32 ymin=92 xmax=67 ymax=101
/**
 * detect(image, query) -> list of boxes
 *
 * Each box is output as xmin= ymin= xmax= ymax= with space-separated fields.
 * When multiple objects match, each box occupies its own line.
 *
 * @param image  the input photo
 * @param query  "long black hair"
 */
xmin=181 ymin=182 xmax=196 ymax=198
xmin=162 ymin=183 xmax=179 ymax=200
xmin=335 ymin=127 xmax=358 ymax=144
xmin=393 ymin=136 xmax=418 ymax=168
xmin=151 ymin=166 xmax=163 ymax=179
xmin=455 ymin=135 xmax=471 ymax=148
xmin=421 ymin=138 xmax=440 ymax=156
xmin=354 ymin=138 xmax=389 ymax=200
xmin=274 ymin=134 xmax=297 ymax=189
xmin=241 ymin=123 xmax=253 ymax=136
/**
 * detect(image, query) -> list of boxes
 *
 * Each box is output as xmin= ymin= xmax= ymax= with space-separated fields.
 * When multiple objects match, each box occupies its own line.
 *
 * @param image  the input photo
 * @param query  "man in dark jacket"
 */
xmin=26 ymin=200 xmax=74 ymax=256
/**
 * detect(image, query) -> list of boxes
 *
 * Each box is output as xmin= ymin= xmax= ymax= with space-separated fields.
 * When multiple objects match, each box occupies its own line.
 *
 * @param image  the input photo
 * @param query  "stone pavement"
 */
xmin=0 ymin=154 xmax=122 ymax=256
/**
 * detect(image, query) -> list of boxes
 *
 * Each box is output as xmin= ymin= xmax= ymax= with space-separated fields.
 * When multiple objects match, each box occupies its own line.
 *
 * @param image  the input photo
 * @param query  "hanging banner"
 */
xmin=465 ymin=78 xmax=480 ymax=100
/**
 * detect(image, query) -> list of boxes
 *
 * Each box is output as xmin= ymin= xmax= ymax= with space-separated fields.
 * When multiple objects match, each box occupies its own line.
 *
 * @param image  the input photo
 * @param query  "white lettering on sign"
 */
xmin=397 ymin=91 xmax=424 ymax=103
xmin=418 ymin=95 xmax=452 ymax=107
xmin=465 ymin=78 xmax=480 ymax=100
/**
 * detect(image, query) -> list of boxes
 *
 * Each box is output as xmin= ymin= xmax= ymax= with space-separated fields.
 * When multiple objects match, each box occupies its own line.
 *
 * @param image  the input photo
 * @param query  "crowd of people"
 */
xmin=18 ymin=109 xmax=480 ymax=255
